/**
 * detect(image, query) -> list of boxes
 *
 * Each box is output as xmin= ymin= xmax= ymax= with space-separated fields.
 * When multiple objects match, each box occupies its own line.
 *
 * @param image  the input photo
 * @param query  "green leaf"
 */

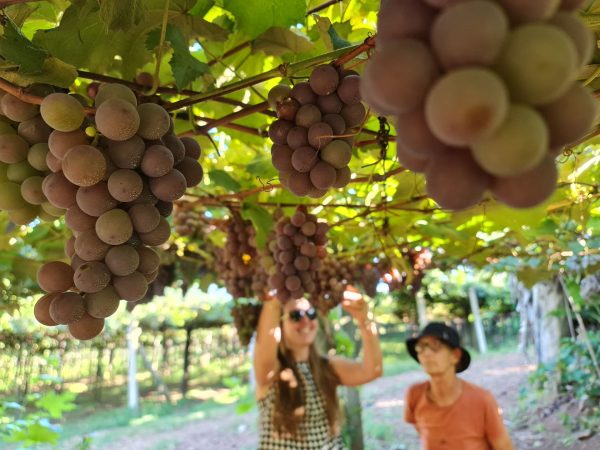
xmin=209 ymin=169 xmax=241 ymax=191
xmin=0 ymin=56 xmax=77 ymax=88
xmin=235 ymin=397 xmax=255 ymax=414
xmin=147 ymin=25 xmax=209 ymax=88
xmin=328 ymin=21 xmax=352 ymax=50
xmin=313 ymin=16 xmax=333 ymax=51
xmin=245 ymin=155 xmax=278 ymax=179
xmin=99 ymin=0 xmax=145 ymax=32
xmin=251 ymin=26 xmax=314 ymax=57
xmin=240 ymin=201 xmax=273 ymax=248
xmin=223 ymin=0 xmax=306 ymax=39
xmin=0 ymin=15 xmax=48 ymax=73
xmin=35 ymin=391 xmax=77 ymax=419
xmin=312 ymin=16 xmax=351 ymax=51
xmin=189 ymin=0 xmax=214 ymax=17
xmin=33 ymin=0 xmax=226 ymax=81
xmin=5 ymin=421 xmax=59 ymax=445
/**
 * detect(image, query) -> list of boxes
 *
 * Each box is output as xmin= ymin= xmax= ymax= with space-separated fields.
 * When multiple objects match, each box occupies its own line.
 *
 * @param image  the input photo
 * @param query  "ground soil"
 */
xmin=72 ymin=352 xmax=599 ymax=450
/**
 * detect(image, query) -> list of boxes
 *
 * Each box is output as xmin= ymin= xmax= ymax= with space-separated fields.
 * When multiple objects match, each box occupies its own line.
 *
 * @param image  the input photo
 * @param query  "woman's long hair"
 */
xmin=272 ymin=340 xmax=341 ymax=439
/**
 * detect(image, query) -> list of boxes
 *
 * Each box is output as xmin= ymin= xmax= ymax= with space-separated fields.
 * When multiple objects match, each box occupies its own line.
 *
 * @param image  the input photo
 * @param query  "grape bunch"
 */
xmin=252 ymin=230 xmax=277 ymax=301
xmin=217 ymin=212 xmax=258 ymax=298
xmin=32 ymin=83 xmax=203 ymax=340
xmin=268 ymin=207 xmax=329 ymax=302
xmin=267 ymin=65 xmax=367 ymax=197
xmin=0 ymin=86 xmax=66 ymax=224
xmin=231 ymin=301 xmax=263 ymax=347
xmin=173 ymin=203 xmax=203 ymax=237
xmin=360 ymin=264 xmax=380 ymax=298
xmin=311 ymin=257 xmax=357 ymax=312
xmin=362 ymin=0 xmax=597 ymax=209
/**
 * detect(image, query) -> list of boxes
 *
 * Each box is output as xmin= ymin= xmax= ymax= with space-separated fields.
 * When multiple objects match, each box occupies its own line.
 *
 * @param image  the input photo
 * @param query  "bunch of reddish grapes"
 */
xmin=359 ymin=263 xmax=381 ymax=297
xmin=231 ymin=301 xmax=263 ymax=347
xmin=252 ymin=230 xmax=277 ymax=301
xmin=267 ymin=65 xmax=366 ymax=197
xmin=268 ymin=207 xmax=328 ymax=302
xmin=362 ymin=0 xmax=596 ymax=209
xmin=173 ymin=203 xmax=203 ymax=237
xmin=32 ymin=83 xmax=203 ymax=340
xmin=311 ymin=257 xmax=357 ymax=312
xmin=0 ymin=85 xmax=66 ymax=224
xmin=217 ymin=212 xmax=258 ymax=298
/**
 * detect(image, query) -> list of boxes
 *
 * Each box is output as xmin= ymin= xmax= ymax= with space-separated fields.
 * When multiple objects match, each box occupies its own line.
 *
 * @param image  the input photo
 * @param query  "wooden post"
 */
xmin=181 ymin=327 xmax=193 ymax=397
xmin=345 ymin=387 xmax=365 ymax=450
xmin=416 ymin=291 xmax=428 ymax=328
xmin=342 ymin=311 xmax=365 ymax=450
xmin=94 ymin=346 xmax=104 ymax=401
xmin=139 ymin=344 xmax=172 ymax=404
xmin=468 ymin=287 xmax=488 ymax=354
xmin=127 ymin=318 xmax=140 ymax=414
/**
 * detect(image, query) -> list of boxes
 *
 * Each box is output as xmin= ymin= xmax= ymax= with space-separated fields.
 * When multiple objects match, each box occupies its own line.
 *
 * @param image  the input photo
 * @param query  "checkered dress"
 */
xmin=258 ymin=361 xmax=345 ymax=450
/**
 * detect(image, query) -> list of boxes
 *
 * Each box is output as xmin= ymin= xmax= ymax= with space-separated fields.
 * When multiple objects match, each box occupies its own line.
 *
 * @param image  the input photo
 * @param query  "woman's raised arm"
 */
xmin=253 ymin=298 xmax=282 ymax=390
xmin=329 ymin=287 xmax=383 ymax=386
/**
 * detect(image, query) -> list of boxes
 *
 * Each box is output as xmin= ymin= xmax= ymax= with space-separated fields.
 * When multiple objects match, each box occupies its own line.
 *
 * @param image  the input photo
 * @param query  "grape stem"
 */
xmin=145 ymin=0 xmax=171 ymax=97
xmin=333 ymin=36 xmax=375 ymax=68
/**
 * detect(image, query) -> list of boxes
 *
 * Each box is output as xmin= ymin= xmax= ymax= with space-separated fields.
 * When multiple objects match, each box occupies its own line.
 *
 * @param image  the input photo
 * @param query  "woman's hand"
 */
xmin=341 ymin=285 xmax=370 ymax=325
xmin=330 ymin=284 xmax=383 ymax=386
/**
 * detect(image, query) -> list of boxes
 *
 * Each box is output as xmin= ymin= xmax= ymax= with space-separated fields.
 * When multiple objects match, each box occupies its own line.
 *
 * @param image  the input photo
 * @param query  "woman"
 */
xmin=254 ymin=287 xmax=383 ymax=449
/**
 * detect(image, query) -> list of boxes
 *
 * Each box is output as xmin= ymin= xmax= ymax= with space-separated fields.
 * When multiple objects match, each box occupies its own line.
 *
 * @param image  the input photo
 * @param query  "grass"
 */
xmin=51 ymin=336 xmax=520 ymax=449
xmin=58 ymin=396 xmax=242 ymax=449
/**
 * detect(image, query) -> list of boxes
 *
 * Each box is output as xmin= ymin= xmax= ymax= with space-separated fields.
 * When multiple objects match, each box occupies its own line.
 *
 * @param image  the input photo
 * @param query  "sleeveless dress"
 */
xmin=258 ymin=361 xmax=346 ymax=450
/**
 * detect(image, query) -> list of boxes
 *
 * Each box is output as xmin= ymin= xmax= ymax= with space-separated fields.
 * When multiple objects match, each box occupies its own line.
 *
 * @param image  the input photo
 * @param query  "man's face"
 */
xmin=415 ymin=336 xmax=461 ymax=376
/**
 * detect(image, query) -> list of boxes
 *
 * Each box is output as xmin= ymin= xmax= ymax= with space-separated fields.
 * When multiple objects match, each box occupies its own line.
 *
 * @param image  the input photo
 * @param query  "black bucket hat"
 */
xmin=405 ymin=322 xmax=471 ymax=373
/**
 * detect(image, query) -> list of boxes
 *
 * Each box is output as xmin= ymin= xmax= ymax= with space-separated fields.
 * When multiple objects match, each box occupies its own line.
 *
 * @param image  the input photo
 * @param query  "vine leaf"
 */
xmin=99 ymin=0 xmax=145 ymax=32
xmin=147 ymin=25 xmax=210 ymax=89
xmin=251 ymin=26 xmax=314 ymax=57
xmin=313 ymin=16 xmax=351 ymax=52
xmin=0 ymin=15 xmax=47 ymax=73
xmin=208 ymin=169 xmax=242 ymax=191
xmin=189 ymin=0 xmax=214 ymax=17
xmin=241 ymin=200 xmax=272 ymax=248
xmin=33 ymin=0 xmax=227 ymax=80
xmin=223 ymin=0 xmax=306 ymax=39
xmin=0 ymin=16 xmax=76 ymax=87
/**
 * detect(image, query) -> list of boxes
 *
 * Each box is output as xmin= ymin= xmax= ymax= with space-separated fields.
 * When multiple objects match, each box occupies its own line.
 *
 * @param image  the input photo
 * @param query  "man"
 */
xmin=404 ymin=322 xmax=514 ymax=450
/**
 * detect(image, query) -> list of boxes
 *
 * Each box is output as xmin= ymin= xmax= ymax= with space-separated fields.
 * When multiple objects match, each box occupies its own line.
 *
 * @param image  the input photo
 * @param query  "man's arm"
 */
xmin=490 ymin=435 xmax=515 ymax=450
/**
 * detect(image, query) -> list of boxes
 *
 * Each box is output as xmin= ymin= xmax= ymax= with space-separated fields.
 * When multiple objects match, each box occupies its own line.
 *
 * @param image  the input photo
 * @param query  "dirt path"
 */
xmin=81 ymin=352 xmax=599 ymax=450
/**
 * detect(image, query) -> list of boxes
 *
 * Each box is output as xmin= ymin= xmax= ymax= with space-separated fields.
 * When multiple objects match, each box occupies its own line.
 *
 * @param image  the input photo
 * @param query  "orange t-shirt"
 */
xmin=404 ymin=380 xmax=508 ymax=450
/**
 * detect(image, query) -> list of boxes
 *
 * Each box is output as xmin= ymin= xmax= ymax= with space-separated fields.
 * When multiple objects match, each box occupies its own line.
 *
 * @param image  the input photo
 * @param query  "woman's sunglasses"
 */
xmin=283 ymin=307 xmax=318 ymax=322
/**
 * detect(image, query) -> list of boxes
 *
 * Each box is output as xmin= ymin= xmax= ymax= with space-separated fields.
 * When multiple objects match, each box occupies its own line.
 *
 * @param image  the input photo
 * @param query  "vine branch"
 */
xmin=207 ymin=41 xmax=251 ymax=67
xmin=307 ymin=0 xmax=344 ymax=14
xmin=333 ymin=36 xmax=375 ymax=68
xmin=195 ymin=101 xmax=270 ymax=134
xmin=165 ymin=42 xmax=369 ymax=111
xmin=0 ymin=0 xmax=41 ymax=6
xmin=0 ymin=77 xmax=95 ymax=114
